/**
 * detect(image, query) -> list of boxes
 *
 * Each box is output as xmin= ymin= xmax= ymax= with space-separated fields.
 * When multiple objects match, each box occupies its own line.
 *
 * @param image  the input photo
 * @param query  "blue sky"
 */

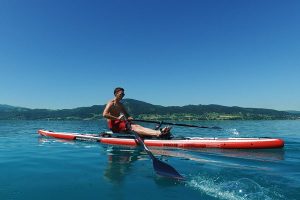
xmin=1 ymin=0 xmax=299 ymax=110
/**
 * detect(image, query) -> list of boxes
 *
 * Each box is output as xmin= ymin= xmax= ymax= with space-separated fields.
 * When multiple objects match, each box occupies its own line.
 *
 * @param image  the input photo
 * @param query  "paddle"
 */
xmin=132 ymin=131 xmax=184 ymax=179
xmin=133 ymin=119 xmax=222 ymax=129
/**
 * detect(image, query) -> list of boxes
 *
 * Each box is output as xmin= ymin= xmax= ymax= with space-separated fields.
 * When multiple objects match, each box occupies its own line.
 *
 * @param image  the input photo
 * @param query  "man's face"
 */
xmin=116 ymin=90 xmax=125 ymax=100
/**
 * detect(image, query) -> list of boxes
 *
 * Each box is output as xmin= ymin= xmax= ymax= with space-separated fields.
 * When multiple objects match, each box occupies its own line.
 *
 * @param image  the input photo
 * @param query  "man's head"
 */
xmin=114 ymin=87 xmax=125 ymax=98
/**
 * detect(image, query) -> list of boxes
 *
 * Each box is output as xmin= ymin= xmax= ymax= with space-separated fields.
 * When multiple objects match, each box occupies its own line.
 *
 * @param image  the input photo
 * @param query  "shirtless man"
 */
xmin=102 ymin=87 xmax=171 ymax=137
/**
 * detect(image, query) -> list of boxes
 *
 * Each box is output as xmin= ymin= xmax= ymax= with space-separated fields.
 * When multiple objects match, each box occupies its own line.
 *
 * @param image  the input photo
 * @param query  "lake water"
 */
xmin=0 ymin=120 xmax=299 ymax=200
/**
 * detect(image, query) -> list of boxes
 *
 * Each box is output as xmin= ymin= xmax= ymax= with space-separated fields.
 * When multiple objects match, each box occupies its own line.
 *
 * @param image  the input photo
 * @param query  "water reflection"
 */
xmin=103 ymin=146 xmax=185 ymax=186
xmin=190 ymin=148 xmax=285 ymax=162
xmin=103 ymin=146 xmax=141 ymax=185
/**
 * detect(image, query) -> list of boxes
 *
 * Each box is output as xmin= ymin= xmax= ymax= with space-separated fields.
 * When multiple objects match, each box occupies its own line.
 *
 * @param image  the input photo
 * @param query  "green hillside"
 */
xmin=0 ymin=100 xmax=299 ymax=120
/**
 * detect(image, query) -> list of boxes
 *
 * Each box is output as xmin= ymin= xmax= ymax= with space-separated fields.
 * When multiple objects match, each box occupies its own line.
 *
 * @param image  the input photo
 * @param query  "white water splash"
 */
xmin=186 ymin=176 xmax=276 ymax=200
xmin=226 ymin=128 xmax=240 ymax=136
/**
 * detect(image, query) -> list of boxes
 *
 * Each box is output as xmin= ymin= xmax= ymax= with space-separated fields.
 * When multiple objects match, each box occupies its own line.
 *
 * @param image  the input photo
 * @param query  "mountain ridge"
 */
xmin=0 ymin=100 xmax=299 ymax=120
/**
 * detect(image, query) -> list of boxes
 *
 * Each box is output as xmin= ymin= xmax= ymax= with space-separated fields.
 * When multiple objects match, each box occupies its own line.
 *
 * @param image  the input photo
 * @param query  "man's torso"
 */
xmin=107 ymin=99 xmax=123 ymax=118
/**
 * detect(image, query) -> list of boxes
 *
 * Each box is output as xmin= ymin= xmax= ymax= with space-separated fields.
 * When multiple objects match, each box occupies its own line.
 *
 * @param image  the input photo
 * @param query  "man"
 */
xmin=103 ymin=87 xmax=171 ymax=137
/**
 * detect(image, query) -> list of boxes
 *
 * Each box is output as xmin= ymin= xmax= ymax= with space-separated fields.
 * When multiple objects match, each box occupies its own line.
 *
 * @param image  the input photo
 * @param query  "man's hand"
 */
xmin=118 ymin=114 xmax=126 ymax=120
xmin=127 ymin=116 xmax=133 ymax=121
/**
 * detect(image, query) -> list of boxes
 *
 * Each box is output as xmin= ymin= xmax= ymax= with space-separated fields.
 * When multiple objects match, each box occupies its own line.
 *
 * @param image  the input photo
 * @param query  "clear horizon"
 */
xmin=1 ymin=1 xmax=300 ymax=110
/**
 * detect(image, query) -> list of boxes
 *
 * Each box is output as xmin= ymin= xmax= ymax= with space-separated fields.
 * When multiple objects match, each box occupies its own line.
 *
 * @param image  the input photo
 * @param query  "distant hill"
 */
xmin=0 ymin=104 xmax=104 ymax=120
xmin=0 ymin=104 xmax=14 ymax=109
xmin=0 ymin=100 xmax=299 ymax=120
xmin=0 ymin=104 xmax=30 ymax=112
xmin=286 ymin=110 xmax=300 ymax=114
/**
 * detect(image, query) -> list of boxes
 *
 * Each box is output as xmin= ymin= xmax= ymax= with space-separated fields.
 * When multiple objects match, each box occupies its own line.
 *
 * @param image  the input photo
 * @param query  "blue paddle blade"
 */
xmin=132 ymin=131 xmax=184 ymax=180
xmin=153 ymin=158 xmax=184 ymax=180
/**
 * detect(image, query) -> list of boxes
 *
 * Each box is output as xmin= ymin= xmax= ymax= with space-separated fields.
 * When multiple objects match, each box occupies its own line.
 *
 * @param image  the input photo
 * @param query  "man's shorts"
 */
xmin=108 ymin=120 xmax=131 ymax=133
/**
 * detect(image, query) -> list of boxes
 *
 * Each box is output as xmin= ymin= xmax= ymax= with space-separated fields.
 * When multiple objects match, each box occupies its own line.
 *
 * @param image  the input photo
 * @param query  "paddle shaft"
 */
xmin=132 ymin=132 xmax=155 ymax=159
xmin=132 ymin=119 xmax=222 ymax=129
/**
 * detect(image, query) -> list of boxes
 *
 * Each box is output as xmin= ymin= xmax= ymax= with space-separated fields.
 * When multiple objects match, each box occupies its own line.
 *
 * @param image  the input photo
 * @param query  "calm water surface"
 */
xmin=0 ymin=120 xmax=299 ymax=200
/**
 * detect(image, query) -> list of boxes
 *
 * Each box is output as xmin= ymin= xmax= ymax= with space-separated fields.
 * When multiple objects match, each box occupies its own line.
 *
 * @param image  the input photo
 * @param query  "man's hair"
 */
xmin=114 ymin=87 xmax=124 ymax=95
